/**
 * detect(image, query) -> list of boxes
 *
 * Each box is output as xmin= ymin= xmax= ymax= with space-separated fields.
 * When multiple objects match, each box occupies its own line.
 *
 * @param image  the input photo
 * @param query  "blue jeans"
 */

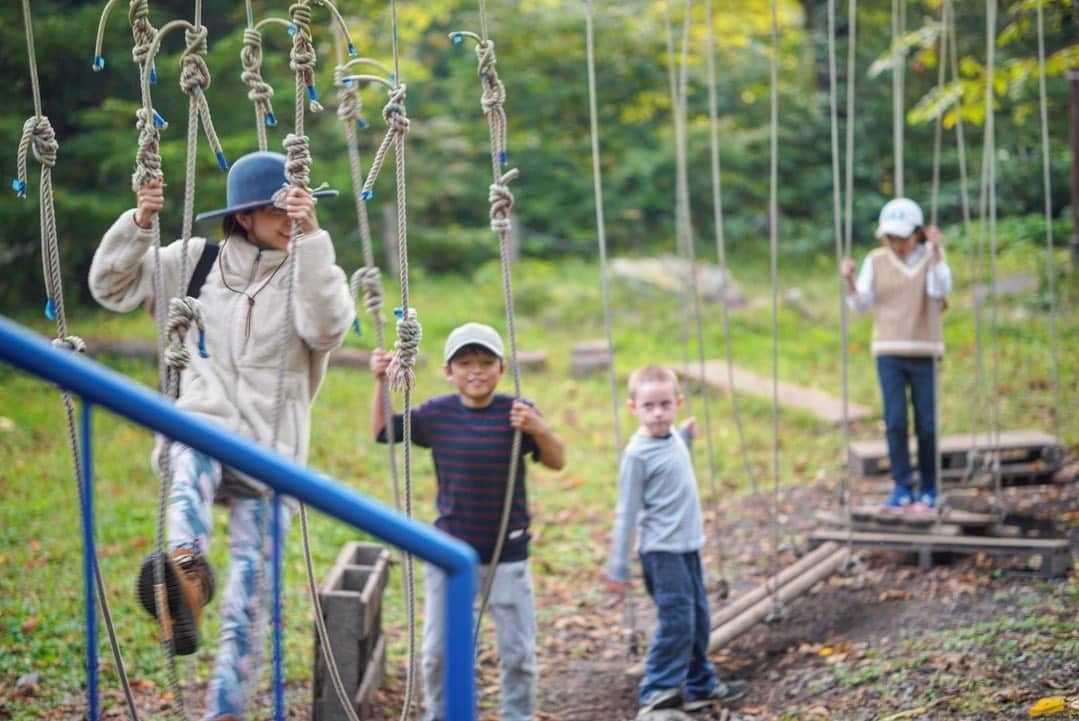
xmin=876 ymin=355 xmax=937 ymax=495
xmin=638 ymin=551 xmax=717 ymax=704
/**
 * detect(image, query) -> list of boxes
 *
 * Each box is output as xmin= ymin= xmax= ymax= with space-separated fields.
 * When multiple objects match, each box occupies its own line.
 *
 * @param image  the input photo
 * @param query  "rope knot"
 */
xmin=350 ymin=266 xmax=384 ymax=317
xmin=180 ymin=26 xmax=211 ymax=94
xmin=489 ymin=168 xmax=518 ymax=235
xmin=165 ymin=295 xmax=206 ymax=370
xmin=241 ymin=28 xmax=276 ymax=120
xmin=387 ymin=308 xmax=421 ymax=393
xmin=383 ymin=101 xmax=410 ymax=135
xmin=282 ymin=133 xmax=312 ymax=189
xmin=476 ymin=42 xmax=506 ymax=114
xmin=52 ymin=336 xmax=87 ymax=354
xmin=288 ymin=2 xmax=317 ymax=94
xmin=128 ymin=0 xmax=157 ymax=68
xmin=16 ymin=116 xmax=59 ymax=193
xmin=132 ymin=108 xmax=163 ymax=191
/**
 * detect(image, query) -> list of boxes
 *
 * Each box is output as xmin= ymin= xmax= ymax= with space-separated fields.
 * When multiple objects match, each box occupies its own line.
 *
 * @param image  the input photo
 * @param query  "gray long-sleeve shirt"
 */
xmin=606 ymin=427 xmax=705 ymax=583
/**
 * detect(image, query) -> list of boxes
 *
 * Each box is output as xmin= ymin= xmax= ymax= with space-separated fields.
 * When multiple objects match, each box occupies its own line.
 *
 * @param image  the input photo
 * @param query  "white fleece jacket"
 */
xmin=89 ymin=210 xmax=355 ymax=491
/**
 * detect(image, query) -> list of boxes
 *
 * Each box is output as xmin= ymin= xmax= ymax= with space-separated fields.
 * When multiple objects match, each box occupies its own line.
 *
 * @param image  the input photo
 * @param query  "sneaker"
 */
xmin=136 ymin=549 xmax=215 ymax=656
xmin=880 ymin=488 xmax=914 ymax=512
xmin=683 ymin=680 xmax=749 ymax=711
xmin=637 ymin=687 xmax=683 ymax=717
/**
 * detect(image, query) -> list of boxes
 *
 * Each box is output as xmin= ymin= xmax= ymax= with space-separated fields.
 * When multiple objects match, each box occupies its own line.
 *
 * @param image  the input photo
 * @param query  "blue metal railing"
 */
xmin=0 ymin=315 xmax=477 ymax=720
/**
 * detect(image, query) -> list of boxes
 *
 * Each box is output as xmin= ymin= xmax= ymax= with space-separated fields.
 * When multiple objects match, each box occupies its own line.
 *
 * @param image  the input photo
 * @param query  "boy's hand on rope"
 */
xmin=510 ymin=399 xmax=548 ymax=436
xmin=282 ymin=185 xmax=320 ymax=236
xmin=369 ymin=347 xmax=391 ymax=378
xmin=602 ymin=571 xmax=629 ymax=597
xmin=134 ymin=178 xmax=164 ymax=229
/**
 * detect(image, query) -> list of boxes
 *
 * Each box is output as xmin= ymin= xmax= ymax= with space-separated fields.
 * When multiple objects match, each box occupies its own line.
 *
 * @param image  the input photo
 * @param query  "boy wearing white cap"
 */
xmin=369 ymin=322 xmax=565 ymax=721
xmin=840 ymin=198 xmax=952 ymax=512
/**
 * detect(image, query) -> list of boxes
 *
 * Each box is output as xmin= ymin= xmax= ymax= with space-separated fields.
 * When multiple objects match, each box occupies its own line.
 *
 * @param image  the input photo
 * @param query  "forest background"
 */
xmin=0 ymin=0 xmax=1076 ymax=311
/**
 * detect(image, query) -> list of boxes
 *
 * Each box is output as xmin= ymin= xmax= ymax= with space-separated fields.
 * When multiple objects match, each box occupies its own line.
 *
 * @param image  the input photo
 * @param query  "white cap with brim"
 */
xmin=875 ymin=197 xmax=924 ymax=239
xmin=443 ymin=322 xmax=504 ymax=363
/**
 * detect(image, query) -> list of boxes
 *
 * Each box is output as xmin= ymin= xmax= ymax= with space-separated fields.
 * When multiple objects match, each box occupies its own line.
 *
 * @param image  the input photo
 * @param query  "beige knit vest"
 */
xmin=869 ymin=247 xmax=944 ymax=357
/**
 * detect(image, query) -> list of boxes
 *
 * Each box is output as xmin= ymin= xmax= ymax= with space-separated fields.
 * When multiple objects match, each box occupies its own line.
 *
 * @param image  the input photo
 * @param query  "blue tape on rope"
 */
xmin=394 ymin=307 xmax=403 ymax=319
xmin=358 ymin=118 xmax=368 ymax=129
xmin=266 ymin=112 xmax=277 ymax=127
xmin=93 ymin=55 xmax=106 ymax=70
xmin=352 ymin=318 xmax=362 ymax=336
xmin=216 ymin=152 xmax=229 ymax=172
xmin=348 ymin=42 xmax=357 ymax=57
xmin=499 ymin=150 xmax=507 ymax=166
xmin=45 ymin=298 xmax=56 ymax=321
xmin=152 ymin=110 xmax=168 ymax=129
xmin=361 ymin=190 xmax=374 ymax=201
xmin=288 ymin=23 xmax=297 ymax=36
xmin=307 ymin=85 xmax=318 ymax=102
xmin=197 ymin=329 xmax=208 ymax=358
xmin=453 ymin=33 xmax=463 ymax=45
xmin=149 ymin=67 xmax=157 ymax=85
xmin=12 ymin=179 xmax=27 ymax=197
xmin=343 ymin=77 xmax=354 ymax=88
xmin=389 ymin=74 xmax=395 ymax=85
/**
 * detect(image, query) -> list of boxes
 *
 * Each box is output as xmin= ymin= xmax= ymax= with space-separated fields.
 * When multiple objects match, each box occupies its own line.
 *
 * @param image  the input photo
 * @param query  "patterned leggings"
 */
xmin=166 ymin=443 xmax=294 ymax=721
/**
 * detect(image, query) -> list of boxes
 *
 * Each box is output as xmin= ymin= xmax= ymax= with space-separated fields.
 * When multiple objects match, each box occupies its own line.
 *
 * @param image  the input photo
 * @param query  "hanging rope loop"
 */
xmin=387 ymin=307 xmax=421 ymax=393
xmin=179 ymin=25 xmax=210 ymax=93
xmin=350 ymin=266 xmax=384 ymax=317
xmin=335 ymin=65 xmax=362 ymax=123
xmin=165 ymin=295 xmax=206 ymax=371
xmin=476 ymin=41 xmax=505 ymax=114
xmin=15 ymin=115 xmax=58 ymax=197
xmin=52 ymin=336 xmax=88 ymax=354
xmin=128 ymin=0 xmax=157 ymax=69
xmin=241 ymin=27 xmax=276 ymax=124
xmin=489 ymin=168 xmax=517 ymax=234
xmin=289 ymin=2 xmax=322 ymax=112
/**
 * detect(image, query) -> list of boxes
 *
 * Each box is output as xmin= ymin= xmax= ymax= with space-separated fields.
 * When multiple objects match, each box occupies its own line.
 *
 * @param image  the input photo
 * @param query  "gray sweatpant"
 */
xmin=421 ymin=560 xmax=537 ymax=721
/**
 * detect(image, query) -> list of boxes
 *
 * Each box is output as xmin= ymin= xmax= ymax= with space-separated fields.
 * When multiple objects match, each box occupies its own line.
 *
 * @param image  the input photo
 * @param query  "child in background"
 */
xmin=370 ymin=322 xmax=565 ymax=721
xmin=604 ymin=365 xmax=747 ymax=716
xmin=840 ymin=197 xmax=952 ymax=512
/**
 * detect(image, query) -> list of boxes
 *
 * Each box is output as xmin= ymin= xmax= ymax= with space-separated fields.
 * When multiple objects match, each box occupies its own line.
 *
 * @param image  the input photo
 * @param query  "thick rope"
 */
xmin=20 ymin=3 xmax=146 ymax=719
xmin=764 ymin=0 xmax=785 ymax=625
xmin=1035 ymin=0 xmax=1062 ymax=441
xmin=982 ymin=0 xmax=1005 ymax=520
xmin=841 ymin=0 xmax=858 ymax=548
xmin=358 ymin=57 xmax=419 ymax=719
xmin=704 ymin=0 xmax=757 ymax=499
xmin=891 ymin=0 xmax=906 ymax=196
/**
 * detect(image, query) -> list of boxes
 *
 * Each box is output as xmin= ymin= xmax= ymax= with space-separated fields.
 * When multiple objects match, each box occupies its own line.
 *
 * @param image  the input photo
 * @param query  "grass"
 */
xmin=0 ymin=215 xmax=1076 ymax=718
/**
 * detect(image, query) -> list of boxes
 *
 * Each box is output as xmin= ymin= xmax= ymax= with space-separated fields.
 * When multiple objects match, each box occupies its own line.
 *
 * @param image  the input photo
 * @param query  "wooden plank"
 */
xmin=681 ymin=360 xmax=873 ymax=425
xmin=849 ymin=430 xmax=1063 ymax=465
xmin=809 ymin=527 xmax=1069 ymax=552
xmin=815 ymin=510 xmax=963 ymax=536
xmin=849 ymin=505 xmax=996 ymax=528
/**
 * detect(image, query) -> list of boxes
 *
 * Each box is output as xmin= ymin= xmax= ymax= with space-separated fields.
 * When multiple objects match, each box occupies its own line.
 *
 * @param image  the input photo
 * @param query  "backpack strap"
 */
xmin=185 ymin=241 xmax=219 ymax=299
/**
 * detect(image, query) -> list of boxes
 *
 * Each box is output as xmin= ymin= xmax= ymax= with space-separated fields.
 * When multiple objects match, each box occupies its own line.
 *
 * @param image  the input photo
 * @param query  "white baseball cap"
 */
xmin=875 ymin=198 xmax=924 ymax=239
xmin=443 ymin=322 xmax=504 ymax=363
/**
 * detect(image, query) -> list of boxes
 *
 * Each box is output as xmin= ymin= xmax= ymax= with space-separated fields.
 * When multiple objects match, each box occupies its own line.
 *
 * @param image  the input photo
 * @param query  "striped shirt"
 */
xmin=379 ymin=393 xmax=539 ymax=563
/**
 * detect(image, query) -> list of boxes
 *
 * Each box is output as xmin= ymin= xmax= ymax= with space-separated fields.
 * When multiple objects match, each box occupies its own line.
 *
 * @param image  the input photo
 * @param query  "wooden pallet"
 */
xmin=808 ymin=528 xmax=1072 ymax=578
xmin=847 ymin=429 xmax=1064 ymax=484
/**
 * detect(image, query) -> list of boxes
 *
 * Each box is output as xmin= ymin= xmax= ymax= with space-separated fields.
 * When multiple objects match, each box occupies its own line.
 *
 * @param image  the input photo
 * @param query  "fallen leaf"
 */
xmin=879 ymin=589 xmax=912 ymax=601
xmin=21 ymin=616 xmax=38 ymax=635
xmin=1029 ymin=697 xmax=1066 ymax=717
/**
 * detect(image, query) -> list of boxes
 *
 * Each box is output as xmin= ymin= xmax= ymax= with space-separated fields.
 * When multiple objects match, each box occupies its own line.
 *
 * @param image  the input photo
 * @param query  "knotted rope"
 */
xmin=289 ymin=2 xmax=323 ymax=112
xmin=128 ymin=0 xmax=156 ymax=80
xmin=360 ymin=85 xmax=410 ymax=202
xmin=165 ymin=297 xmax=207 ymax=370
xmin=242 ymin=26 xmax=277 ymax=151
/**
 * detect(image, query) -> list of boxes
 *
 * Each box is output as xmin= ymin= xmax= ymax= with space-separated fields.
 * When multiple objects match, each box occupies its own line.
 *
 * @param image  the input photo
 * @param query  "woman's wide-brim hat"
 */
xmin=195 ymin=151 xmax=337 ymax=222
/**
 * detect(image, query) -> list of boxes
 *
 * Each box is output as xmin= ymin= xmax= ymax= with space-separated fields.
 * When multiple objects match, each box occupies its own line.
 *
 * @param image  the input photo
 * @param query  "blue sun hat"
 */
xmin=195 ymin=151 xmax=337 ymax=222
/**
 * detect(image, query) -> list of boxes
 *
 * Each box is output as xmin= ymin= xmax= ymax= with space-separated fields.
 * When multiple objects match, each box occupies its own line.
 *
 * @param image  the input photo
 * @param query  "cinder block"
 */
xmin=312 ymin=542 xmax=391 ymax=721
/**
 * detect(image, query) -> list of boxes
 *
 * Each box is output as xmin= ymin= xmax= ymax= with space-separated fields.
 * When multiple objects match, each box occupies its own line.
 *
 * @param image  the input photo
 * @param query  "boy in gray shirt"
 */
xmin=604 ymin=365 xmax=746 ymax=716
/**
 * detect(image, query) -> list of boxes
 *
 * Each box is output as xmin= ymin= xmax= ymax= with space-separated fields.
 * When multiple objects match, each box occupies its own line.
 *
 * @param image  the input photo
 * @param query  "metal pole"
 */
xmin=1068 ymin=69 xmax=1079 ymax=270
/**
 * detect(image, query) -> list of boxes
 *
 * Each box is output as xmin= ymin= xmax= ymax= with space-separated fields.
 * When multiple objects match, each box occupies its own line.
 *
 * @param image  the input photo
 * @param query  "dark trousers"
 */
xmin=638 ymin=550 xmax=717 ymax=704
xmin=876 ymin=354 xmax=937 ymax=494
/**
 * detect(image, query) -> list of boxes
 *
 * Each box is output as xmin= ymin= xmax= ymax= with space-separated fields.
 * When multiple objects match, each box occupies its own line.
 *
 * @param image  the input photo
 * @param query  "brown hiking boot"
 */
xmin=136 ymin=548 xmax=215 ymax=655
